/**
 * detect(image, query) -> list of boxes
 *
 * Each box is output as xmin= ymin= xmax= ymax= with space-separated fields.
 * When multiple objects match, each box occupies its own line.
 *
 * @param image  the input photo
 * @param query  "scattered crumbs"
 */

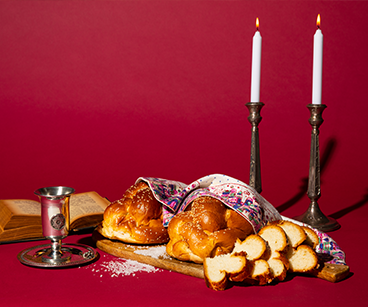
xmin=84 ymin=247 xmax=167 ymax=278
xmin=96 ymin=259 xmax=161 ymax=277
xmin=134 ymin=245 xmax=171 ymax=259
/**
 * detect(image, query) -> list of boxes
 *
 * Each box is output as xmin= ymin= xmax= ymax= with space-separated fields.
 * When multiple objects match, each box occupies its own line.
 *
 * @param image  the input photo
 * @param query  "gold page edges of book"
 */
xmin=0 ymin=191 xmax=110 ymax=244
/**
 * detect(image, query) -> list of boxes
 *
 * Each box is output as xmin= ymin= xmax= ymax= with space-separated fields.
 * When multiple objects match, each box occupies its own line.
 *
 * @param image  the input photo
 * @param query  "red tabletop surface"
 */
xmin=1 ymin=199 xmax=367 ymax=307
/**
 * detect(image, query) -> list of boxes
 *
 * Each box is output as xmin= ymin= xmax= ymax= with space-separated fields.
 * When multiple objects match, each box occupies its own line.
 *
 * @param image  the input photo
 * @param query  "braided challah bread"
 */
xmin=100 ymin=181 xmax=169 ymax=244
xmin=166 ymin=196 xmax=254 ymax=263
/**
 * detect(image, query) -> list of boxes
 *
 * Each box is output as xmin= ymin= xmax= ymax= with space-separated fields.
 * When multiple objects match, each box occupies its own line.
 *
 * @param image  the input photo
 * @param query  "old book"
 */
xmin=0 ymin=191 xmax=110 ymax=243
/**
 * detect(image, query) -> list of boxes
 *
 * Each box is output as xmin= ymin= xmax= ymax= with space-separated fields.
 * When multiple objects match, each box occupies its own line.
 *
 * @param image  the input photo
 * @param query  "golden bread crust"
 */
xmin=166 ymin=196 xmax=254 ymax=263
xmin=100 ymin=181 xmax=169 ymax=244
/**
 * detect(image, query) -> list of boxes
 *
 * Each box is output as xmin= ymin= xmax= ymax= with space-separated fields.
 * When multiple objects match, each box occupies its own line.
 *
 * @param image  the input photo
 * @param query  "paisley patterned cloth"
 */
xmin=137 ymin=174 xmax=346 ymax=265
xmin=138 ymin=174 xmax=281 ymax=232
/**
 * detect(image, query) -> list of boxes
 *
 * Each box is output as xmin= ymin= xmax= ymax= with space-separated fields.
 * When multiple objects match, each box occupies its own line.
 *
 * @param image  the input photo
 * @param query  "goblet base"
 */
xmin=18 ymin=243 xmax=98 ymax=268
xmin=41 ymin=248 xmax=72 ymax=264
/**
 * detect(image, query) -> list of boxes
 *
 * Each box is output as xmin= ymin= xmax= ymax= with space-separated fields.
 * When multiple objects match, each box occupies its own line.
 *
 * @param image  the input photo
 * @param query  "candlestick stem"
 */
xmin=246 ymin=102 xmax=264 ymax=194
xmin=294 ymin=104 xmax=340 ymax=231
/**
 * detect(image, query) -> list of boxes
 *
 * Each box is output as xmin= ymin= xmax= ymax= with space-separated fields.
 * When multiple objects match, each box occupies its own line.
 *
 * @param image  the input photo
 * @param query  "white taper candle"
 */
xmin=312 ymin=14 xmax=323 ymax=104
xmin=251 ymin=18 xmax=262 ymax=102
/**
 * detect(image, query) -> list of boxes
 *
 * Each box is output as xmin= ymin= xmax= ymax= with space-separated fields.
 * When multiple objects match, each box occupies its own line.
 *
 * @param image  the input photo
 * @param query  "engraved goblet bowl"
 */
xmin=34 ymin=186 xmax=75 ymax=264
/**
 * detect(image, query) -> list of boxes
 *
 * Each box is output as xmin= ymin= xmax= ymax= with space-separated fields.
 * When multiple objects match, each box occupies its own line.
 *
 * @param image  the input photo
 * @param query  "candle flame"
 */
xmin=316 ymin=14 xmax=321 ymax=28
xmin=256 ymin=17 xmax=259 ymax=30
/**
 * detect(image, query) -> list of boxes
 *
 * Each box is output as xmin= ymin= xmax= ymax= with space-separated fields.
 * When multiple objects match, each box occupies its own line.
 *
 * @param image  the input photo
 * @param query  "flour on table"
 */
xmin=133 ymin=245 xmax=171 ymax=259
xmin=86 ymin=255 xmax=162 ymax=278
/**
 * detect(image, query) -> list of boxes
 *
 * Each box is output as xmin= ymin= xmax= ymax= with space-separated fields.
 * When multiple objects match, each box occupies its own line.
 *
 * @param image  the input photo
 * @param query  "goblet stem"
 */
xmin=49 ymin=239 xmax=64 ymax=259
xmin=41 ymin=237 xmax=71 ymax=264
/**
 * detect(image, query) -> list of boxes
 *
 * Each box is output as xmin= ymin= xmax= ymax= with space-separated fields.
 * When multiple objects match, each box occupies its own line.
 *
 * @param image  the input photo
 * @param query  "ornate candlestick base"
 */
xmin=294 ymin=104 xmax=340 ymax=232
xmin=293 ymin=202 xmax=340 ymax=232
xmin=246 ymin=102 xmax=264 ymax=194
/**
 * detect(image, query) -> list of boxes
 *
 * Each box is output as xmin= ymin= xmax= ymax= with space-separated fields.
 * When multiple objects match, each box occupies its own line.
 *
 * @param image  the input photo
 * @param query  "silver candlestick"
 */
xmin=246 ymin=102 xmax=264 ymax=194
xmin=294 ymin=104 xmax=340 ymax=231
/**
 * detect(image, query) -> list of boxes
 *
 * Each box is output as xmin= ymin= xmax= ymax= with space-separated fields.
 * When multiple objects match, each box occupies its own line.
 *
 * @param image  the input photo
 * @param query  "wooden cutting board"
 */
xmin=92 ymin=229 xmax=350 ymax=283
xmin=93 ymin=229 xmax=204 ymax=278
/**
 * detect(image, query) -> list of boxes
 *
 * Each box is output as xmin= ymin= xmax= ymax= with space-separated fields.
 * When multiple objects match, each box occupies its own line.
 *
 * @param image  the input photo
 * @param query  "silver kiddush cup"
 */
xmin=34 ymin=186 xmax=75 ymax=264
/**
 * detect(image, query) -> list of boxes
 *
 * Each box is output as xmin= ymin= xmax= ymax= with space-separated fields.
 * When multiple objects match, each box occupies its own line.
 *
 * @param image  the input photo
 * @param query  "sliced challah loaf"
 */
xmin=203 ymin=220 xmax=321 ymax=290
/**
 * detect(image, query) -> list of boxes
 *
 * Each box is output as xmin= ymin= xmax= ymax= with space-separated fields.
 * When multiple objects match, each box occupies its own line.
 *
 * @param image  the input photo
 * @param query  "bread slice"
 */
xmin=258 ymin=224 xmax=288 ymax=258
xmin=301 ymin=226 xmax=320 ymax=249
xmin=287 ymin=244 xmax=318 ymax=273
xmin=267 ymin=258 xmax=288 ymax=282
xmin=230 ymin=235 xmax=273 ymax=285
xmin=248 ymin=259 xmax=273 ymax=285
xmin=273 ymin=251 xmax=290 ymax=270
xmin=203 ymin=253 xmax=249 ymax=291
xmin=232 ymin=234 xmax=269 ymax=260
xmin=276 ymin=220 xmax=307 ymax=248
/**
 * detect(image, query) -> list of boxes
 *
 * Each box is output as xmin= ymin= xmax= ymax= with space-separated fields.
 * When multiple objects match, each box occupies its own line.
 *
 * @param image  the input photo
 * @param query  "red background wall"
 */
xmin=1 ymin=1 xmax=367 ymax=222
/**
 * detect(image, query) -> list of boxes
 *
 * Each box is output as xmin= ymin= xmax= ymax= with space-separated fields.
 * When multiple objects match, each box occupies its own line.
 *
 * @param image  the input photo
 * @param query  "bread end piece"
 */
xmin=204 ymin=253 xmax=249 ymax=291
